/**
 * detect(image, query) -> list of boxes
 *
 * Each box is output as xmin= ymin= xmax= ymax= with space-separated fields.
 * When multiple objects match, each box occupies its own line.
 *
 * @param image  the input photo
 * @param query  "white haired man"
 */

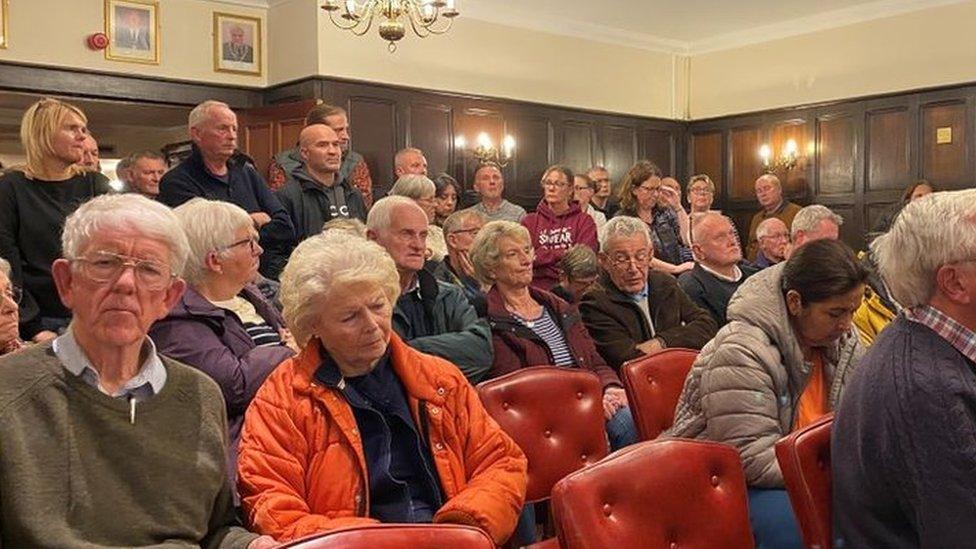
xmin=787 ymin=204 xmax=843 ymax=258
xmin=745 ymin=174 xmax=801 ymax=261
xmin=678 ymin=213 xmax=759 ymax=326
xmin=753 ymin=217 xmax=790 ymax=268
xmin=580 ymin=216 xmax=717 ymax=371
xmin=394 ymin=147 xmax=428 ymax=177
xmin=0 ymin=194 xmax=274 ymax=548
xmin=367 ymin=196 xmax=493 ymax=383
xmin=833 ymin=189 xmax=976 ymax=547
xmin=159 ymin=100 xmax=296 ymax=280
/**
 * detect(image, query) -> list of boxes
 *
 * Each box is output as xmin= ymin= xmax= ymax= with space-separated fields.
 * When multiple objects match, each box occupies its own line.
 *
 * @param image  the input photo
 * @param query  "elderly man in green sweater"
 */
xmin=0 ymin=194 xmax=274 ymax=548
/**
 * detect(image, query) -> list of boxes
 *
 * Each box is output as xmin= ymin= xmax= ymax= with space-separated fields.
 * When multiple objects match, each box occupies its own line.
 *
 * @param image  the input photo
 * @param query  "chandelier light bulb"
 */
xmin=476 ymin=132 xmax=492 ymax=149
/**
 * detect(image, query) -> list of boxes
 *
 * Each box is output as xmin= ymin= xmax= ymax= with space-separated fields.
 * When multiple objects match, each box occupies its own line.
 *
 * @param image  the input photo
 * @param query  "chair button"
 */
xmin=602 ymin=503 xmax=612 ymax=517
xmin=576 ymin=391 xmax=583 ymax=399
xmin=710 ymin=475 xmax=719 ymax=487
xmin=581 ymin=453 xmax=588 ymax=461
xmin=670 ymin=542 xmax=678 ymax=549
xmin=544 ymin=429 xmax=552 ymax=438
xmin=502 ymin=402 xmax=510 ymax=410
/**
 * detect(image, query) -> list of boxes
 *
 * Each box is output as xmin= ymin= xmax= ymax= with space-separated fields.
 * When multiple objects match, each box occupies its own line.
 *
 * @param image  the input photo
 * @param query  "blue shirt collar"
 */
xmin=625 ymin=284 xmax=649 ymax=302
xmin=53 ymin=328 xmax=167 ymax=399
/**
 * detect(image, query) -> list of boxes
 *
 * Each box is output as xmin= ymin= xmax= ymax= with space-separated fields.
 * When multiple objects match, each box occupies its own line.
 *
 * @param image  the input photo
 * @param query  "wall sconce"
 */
xmin=759 ymin=139 xmax=798 ymax=174
xmin=455 ymin=132 xmax=515 ymax=167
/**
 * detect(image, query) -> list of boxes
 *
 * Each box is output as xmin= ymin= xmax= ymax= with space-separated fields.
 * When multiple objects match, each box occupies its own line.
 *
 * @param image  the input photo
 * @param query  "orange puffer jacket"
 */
xmin=237 ymin=333 xmax=528 ymax=544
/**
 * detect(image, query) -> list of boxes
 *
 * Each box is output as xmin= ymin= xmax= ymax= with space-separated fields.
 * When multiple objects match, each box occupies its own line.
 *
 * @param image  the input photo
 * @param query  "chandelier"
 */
xmin=321 ymin=0 xmax=460 ymax=51
xmin=456 ymin=132 xmax=516 ymax=167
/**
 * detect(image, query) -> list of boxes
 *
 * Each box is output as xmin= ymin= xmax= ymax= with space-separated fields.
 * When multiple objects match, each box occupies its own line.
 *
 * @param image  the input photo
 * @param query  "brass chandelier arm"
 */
xmin=323 ymin=0 xmax=459 ymax=46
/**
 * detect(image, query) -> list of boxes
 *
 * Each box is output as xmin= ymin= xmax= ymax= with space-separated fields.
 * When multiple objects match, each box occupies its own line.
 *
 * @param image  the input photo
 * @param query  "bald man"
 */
xmin=745 ymin=174 xmax=801 ymax=261
xmin=275 ymin=123 xmax=367 ymax=248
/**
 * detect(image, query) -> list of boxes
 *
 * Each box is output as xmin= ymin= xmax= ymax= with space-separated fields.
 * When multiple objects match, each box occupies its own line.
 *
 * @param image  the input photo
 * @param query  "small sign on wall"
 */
xmin=936 ymin=126 xmax=953 ymax=145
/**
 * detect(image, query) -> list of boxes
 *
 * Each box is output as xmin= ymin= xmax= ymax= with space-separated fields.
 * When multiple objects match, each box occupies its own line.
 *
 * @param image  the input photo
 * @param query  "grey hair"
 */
xmin=442 ymin=209 xmax=486 ymax=235
xmin=873 ymin=189 xmax=976 ymax=307
xmin=756 ymin=217 xmax=788 ymax=240
xmin=0 ymin=257 xmax=9 ymax=278
xmin=756 ymin=173 xmax=781 ymax=189
xmin=322 ymin=217 xmax=367 ymax=237
xmin=280 ymin=231 xmax=401 ymax=347
xmin=367 ymin=195 xmax=424 ymax=235
xmin=791 ymin=205 xmax=844 ymax=239
xmin=394 ymin=147 xmax=424 ymax=169
xmin=559 ymin=244 xmax=600 ymax=280
xmin=599 ymin=216 xmax=652 ymax=252
xmin=690 ymin=212 xmax=733 ymax=244
xmin=172 ymin=198 xmax=254 ymax=285
xmin=469 ymin=220 xmax=531 ymax=285
xmin=61 ymin=194 xmax=190 ymax=277
xmin=389 ymin=174 xmax=435 ymax=200
xmin=188 ymin=100 xmax=230 ymax=130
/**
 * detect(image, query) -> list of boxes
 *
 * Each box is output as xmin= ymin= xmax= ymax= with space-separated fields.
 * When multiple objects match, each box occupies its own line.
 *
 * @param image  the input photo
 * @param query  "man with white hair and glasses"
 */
xmin=832 ymin=189 xmax=976 ymax=548
xmin=0 ymin=194 xmax=274 ymax=548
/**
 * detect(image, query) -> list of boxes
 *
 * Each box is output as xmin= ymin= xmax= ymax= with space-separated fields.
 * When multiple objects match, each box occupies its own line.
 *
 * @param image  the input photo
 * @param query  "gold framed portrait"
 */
xmin=213 ymin=12 xmax=262 ymax=76
xmin=105 ymin=0 xmax=160 ymax=64
xmin=0 ymin=0 xmax=9 ymax=49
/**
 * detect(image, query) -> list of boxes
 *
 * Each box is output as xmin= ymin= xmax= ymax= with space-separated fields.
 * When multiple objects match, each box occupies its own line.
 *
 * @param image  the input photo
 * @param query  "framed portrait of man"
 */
xmin=105 ymin=0 xmax=159 ymax=64
xmin=0 ymin=0 xmax=9 ymax=49
xmin=213 ymin=12 xmax=262 ymax=76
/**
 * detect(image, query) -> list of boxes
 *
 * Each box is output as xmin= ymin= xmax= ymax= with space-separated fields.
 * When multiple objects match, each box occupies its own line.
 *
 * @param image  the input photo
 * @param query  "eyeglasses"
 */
xmin=635 ymin=184 xmax=661 ymax=194
xmin=73 ymin=251 xmax=174 ymax=291
xmin=450 ymin=227 xmax=482 ymax=236
xmin=220 ymin=236 xmax=261 ymax=256
xmin=1 ymin=285 xmax=21 ymax=304
xmin=606 ymin=253 xmax=651 ymax=268
xmin=541 ymin=179 xmax=570 ymax=189
xmin=690 ymin=187 xmax=714 ymax=195
xmin=759 ymin=232 xmax=789 ymax=241
xmin=574 ymin=185 xmax=593 ymax=193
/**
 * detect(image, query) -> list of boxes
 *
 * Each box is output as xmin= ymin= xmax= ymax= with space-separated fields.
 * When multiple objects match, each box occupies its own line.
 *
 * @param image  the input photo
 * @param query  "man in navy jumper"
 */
xmin=832 ymin=189 xmax=976 ymax=548
xmin=159 ymin=100 xmax=295 ymax=280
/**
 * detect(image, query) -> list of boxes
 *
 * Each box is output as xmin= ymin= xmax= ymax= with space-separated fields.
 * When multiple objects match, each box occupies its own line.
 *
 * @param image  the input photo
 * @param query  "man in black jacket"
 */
xmin=678 ymin=212 xmax=758 ymax=327
xmin=158 ymin=100 xmax=295 ymax=279
xmin=275 ymin=124 xmax=366 ymax=249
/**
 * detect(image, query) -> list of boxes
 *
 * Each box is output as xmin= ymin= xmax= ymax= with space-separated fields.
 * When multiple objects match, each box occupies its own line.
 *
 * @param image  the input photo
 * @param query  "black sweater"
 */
xmin=0 ymin=170 xmax=109 ymax=337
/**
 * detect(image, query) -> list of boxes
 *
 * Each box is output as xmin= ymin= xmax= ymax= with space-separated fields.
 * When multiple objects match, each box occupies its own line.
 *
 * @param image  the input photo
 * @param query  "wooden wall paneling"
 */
xmin=638 ymin=128 xmax=675 ymax=177
xmin=824 ymin=202 xmax=859 ymax=250
xmin=457 ymin=107 xmax=507 ymax=192
xmin=920 ymin=99 xmax=971 ymax=188
xmin=509 ymin=115 xmax=553 ymax=208
xmin=276 ymin=118 xmax=305 ymax=154
xmin=729 ymin=125 xmax=764 ymax=202
xmin=560 ymin=120 xmax=597 ymax=177
xmin=816 ymin=113 xmax=856 ymax=196
xmin=769 ymin=117 xmax=812 ymax=199
xmin=407 ymin=101 xmax=454 ymax=176
xmin=601 ymin=124 xmax=638 ymax=189
xmin=347 ymin=96 xmax=399 ymax=198
xmin=241 ymin=121 xmax=274 ymax=178
xmin=864 ymin=106 xmax=913 ymax=192
xmin=690 ymin=131 xmax=724 ymax=202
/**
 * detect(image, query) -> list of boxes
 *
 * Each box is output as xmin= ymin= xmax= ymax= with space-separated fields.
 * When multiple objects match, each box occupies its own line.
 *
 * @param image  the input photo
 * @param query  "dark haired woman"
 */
xmin=870 ymin=179 xmax=936 ymax=236
xmin=668 ymin=239 xmax=868 ymax=548
xmin=432 ymin=173 xmax=461 ymax=227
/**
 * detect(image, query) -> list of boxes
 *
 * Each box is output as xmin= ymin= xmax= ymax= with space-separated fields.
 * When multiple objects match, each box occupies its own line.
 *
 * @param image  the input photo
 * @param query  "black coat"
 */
xmin=274 ymin=166 xmax=366 ymax=242
xmin=677 ymin=262 xmax=759 ymax=327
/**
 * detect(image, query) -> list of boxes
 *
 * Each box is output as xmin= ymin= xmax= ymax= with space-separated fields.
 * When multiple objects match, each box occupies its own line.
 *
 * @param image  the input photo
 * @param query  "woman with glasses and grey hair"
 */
xmin=0 ymin=258 xmax=25 ymax=355
xmin=149 ymin=198 xmax=295 ymax=495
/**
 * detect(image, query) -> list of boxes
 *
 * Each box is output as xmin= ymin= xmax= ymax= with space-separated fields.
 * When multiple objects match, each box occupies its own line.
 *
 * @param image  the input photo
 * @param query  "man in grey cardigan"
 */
xmin=0 ymin=194 xmax=273 ymax=548
xmin=833 ymin=189 xmax=976 ymax=548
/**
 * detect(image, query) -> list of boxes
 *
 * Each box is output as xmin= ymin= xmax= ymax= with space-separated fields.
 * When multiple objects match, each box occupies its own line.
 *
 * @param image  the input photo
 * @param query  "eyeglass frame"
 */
xmin=217 ymin=236 xmax=261 ymax=256
xmin=70 ymin=251 xmax=176 ymax=291
xmin=1 ymin=284 xmax=22 ymax=305
xmin=603 ymin=251 xmax=652 ymax=269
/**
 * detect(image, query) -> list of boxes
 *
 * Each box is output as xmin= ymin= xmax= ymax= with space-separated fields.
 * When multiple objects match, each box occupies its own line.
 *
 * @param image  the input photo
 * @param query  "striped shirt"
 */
xmin=906 ymin=305 xmax=976 ymax=362
xmin=515 ymin=308 xmax=575 ymax=367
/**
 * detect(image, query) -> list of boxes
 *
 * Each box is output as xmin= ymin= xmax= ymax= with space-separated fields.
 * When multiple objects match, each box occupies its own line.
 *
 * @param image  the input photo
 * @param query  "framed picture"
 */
xmin=0 ymin=0 xmax=9 ymax=49
xmin=213 ymin=12 xmax=262 ymax=76
xmin=104 ymin=0 xmax=159 ymax=64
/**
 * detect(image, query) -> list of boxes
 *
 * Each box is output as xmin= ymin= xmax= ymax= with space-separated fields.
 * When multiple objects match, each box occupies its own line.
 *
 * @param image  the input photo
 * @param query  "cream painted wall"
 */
xmin=268 ymin=0 xmax=318 ymax=84
xmin=690 ymin=0 xmax=976 ymax=118
xmin=0 ymin=0 xmax=267 ymax=87
xmin=316 ymin=10 xmax=680 ymax=118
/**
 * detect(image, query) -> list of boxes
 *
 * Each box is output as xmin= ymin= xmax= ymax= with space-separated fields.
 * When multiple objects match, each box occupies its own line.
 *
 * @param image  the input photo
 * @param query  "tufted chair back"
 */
xmin=551 ymin=439 xmax=754 ymax=549
xmin=620 ymin=348 xmax=697 ymax=440
xmin=775 ymin=413 xmax=834 ymax=549
xmin=477 ymin=367 xmax=609 ymax=503
xmin=278 ymin=524 xmax=495 ymax=548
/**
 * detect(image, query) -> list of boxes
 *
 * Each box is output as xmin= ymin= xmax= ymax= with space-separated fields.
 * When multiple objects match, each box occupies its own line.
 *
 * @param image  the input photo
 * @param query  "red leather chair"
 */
xmin=478 ymin=367 xmax=609 ymax=547
xmin=775 ymin=413 xmax=834 ymax=549
xmin=620 ymin=348 xmax=698 ymax=440
xmin=277 ymin=524 xmax=495 ymax=548
xmin=551 ymin=439 xmax=754 ymax=549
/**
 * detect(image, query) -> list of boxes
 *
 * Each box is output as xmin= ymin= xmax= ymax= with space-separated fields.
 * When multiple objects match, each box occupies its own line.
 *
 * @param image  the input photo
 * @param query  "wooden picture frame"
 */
xmin=0 ymin=0 xmax=9 ymax=49
xmin=105 ymin=0 xmax=159 ymax=64
xmin=213 ymin=12 xmax=262 ymax=76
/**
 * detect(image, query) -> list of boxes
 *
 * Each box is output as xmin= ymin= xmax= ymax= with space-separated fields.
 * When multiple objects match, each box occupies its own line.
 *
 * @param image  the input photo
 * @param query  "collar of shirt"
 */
xmin=699 ymin=263 xmax=743 ymax=283
xmin=625 ymin=283 xmax=649 ymax=303
xmin=53 ymin=329 xmax=167 ymax=399
xmin=906 ymin=304 xmax=976 ymax=363
xmin=404 ymin=274 xmax=421 ymax=296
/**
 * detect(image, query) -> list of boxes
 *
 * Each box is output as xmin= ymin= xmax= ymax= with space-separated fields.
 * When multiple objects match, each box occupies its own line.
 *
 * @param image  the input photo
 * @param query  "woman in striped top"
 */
xmin=471 ymin=221 xmax=638 ymax=451
xmin=149 ymin=198 xmax=296 ymax=499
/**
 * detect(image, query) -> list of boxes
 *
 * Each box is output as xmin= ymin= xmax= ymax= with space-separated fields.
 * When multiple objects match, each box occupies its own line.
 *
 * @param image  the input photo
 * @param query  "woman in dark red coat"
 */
xmin=470 ymin=220 xmax=637 ymax=451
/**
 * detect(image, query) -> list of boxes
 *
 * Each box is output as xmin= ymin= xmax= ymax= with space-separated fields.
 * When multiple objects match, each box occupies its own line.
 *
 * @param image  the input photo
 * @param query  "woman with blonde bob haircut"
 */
xmin=238 ymin=231 xmax=528 ymax=544
xmin=0 ymin=98 xmax=110 ymax=343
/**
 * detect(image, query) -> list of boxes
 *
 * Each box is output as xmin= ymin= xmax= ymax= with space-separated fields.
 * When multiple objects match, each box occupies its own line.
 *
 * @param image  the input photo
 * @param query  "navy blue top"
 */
xmin=315 ymin=350 xmax=443 ymax=524
xmin=832 ymin=315 xmax=976 ymax=548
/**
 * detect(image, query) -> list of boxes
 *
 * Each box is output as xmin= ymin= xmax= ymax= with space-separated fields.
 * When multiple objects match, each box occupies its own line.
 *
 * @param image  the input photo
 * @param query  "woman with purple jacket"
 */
xmin=150 ymin=198 xmax=295 ymax=494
